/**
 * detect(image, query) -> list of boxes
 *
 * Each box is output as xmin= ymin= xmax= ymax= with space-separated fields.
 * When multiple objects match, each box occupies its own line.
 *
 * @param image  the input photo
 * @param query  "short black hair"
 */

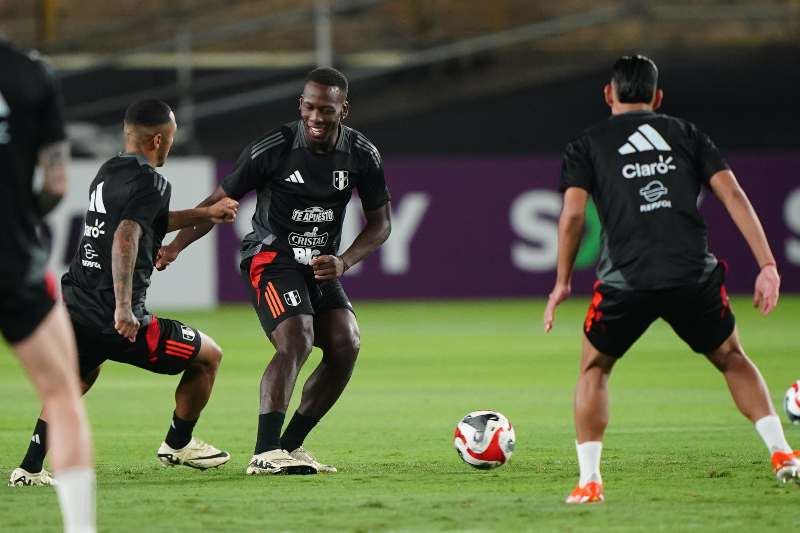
xmin=305 ymin=67 xmax=348 ymax=94
xmin=611 ymin=55 xmax=658 ymax=103
xmin=124 ymin=99 xmax=173 ymax=127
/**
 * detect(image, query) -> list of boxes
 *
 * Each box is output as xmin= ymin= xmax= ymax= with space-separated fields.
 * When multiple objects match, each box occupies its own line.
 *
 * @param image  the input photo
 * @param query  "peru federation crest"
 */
xmin=283 ymin=290 xmax=302 ymax=307
xmin=333 ymin=170 xmax=349 ymax=191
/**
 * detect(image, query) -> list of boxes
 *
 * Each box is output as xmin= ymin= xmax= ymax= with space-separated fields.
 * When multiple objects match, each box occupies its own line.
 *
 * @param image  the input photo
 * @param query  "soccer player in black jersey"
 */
xmin=11 ymin=99 xmax=239 ymax=478
xmin=544 ymin=55 xmax=797 ymax=504
xmin=1 ymin=39 xmax=97 ymax=532
xmin=158 ymin=67 xmax=392 ymax=474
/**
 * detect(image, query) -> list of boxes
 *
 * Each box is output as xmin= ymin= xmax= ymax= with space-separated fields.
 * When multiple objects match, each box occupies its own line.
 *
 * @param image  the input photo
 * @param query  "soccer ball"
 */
xmin=784 ymin=381 xmax=800 ymax=424
xmin=453 ymin=410 xmax=515 ymax=469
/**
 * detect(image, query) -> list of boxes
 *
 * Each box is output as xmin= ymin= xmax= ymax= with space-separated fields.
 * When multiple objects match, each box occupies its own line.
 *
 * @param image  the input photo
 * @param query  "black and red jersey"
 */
xmin=560 ymin=110 xmax=729 ymax=290
xmin=222 ymin=121 xmax=390 ymax=267
xmin=62 ymin=154 xmax=171 ymax=332
xmin=0 ymin=41 xmax=66 ymax=283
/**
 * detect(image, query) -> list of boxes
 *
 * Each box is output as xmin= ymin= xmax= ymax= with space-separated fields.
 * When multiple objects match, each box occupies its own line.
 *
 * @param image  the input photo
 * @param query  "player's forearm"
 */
xmin=167 ymin=208 xmax=215 ymax=232
xmin=339 ymin=218 xmax=391 ymax=271
xmin=112 ymin=220 xmax=141 ymax=308
xmin=168 ymin=186 xmax=229 ymax=251
xmin=720 ymin=186 xmax=775 ymax=268
xmin=555 ymin=212 xmax=585 ymax=285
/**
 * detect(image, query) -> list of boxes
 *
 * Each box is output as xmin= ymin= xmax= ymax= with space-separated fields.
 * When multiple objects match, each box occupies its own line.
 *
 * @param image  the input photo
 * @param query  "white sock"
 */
xmin=54 ymin=468 xmax=96 ymax=533
xmin=576 ymin=441 xmax=603 ymax=485
xmin=755 ymin=415 xmax=792 ymax=454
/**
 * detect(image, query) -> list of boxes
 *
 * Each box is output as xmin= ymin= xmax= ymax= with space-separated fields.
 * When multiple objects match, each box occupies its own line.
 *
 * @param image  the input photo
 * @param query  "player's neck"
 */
xmin=123 ymin=145 xmax=158 ymax=167
xmin=611 ymin=103 xmax=654 ymax=115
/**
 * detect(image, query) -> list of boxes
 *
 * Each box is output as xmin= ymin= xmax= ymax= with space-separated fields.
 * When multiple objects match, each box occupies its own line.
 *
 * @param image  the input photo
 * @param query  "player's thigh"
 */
xmin=12 ymin=303 xmax=82 ymax=400
xmin=105 ymin=317 xmax=203 ymax=376
xmin=583 ymin=282 xmax=658 ymax=359
xmin=661 ymin=264 xmax=735 ymax=354
xmin=192 ymin=331 xmax=223 ymax=367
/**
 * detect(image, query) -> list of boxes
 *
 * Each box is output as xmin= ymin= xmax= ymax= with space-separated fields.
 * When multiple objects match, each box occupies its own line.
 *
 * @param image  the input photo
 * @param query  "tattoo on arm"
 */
xmin=112 ymin=220 xmax=142 ymax=308
xmin=36 ymin=140 xmax=70 ymax=215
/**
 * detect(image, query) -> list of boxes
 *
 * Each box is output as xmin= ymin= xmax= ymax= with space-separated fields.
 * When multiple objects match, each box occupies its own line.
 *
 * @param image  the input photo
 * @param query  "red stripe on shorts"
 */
xmin=249 ymin=251 xmax=278 ymax=305
xmin=146 ymin=316 xmax=160 ymax=363
xmin=584 ymin=280 xmax=604 ymax=333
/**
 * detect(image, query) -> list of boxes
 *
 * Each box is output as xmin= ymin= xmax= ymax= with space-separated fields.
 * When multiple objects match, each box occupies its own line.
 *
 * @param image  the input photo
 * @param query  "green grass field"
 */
xmin=1 ymin=296 xmax=798 ymax=532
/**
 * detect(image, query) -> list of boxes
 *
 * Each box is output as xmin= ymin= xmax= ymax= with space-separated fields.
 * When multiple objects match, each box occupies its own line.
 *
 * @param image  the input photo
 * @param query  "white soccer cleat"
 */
xmin=157 ymin=437 xmax=230 ymax=470
xmin=8 ymin=467 xmax=55 ymax=487
xmin=289 ymin=447 xmax=337 ymax=473
xmin=246 ymin=449 xmax=317 ymax=475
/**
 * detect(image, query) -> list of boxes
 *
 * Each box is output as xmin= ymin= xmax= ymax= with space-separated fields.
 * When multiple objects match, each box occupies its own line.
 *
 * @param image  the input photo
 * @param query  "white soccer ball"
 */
xmin=784 ymin=381 xmax=800 ymax=424
xmin=453 ymin=410 xmax=515 ymax=469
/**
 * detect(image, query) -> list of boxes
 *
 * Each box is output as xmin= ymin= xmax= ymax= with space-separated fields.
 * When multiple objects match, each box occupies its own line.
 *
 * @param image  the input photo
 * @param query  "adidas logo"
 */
xmin=285 ymin=170 xmax=304 ymax=183
xmin=618 ymin=124 xmax=672 ymax=155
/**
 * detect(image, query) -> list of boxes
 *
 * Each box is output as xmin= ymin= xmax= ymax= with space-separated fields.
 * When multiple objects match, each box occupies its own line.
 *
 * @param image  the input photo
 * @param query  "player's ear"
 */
xmin=151 ymin=131 xmax=162 ymax=150
xmin=341 ymin=100 xmax=349 ymax=121
xmin=603 ymin=83 xmax=614 ymax=108
xmin=652 ymin=88 xmax=663 ymax=110
xmin=298 ymin=96 xmax=304 ymax=110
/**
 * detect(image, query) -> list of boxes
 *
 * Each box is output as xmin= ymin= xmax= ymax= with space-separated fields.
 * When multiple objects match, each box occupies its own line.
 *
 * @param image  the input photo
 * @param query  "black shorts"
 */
xmin=584 ymin=263 xmax=735 ymax=358
xmin=241 ymin=249 xmax=354 ymax=338
xmin=72 ymin=315 xmax=202 ymax=377
xmin=0 ymin=272 xmax=57 ymax=344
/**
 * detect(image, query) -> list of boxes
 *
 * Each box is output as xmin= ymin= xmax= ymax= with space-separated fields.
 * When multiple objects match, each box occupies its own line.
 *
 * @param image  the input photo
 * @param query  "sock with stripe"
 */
xmin=255 ymin=412 xmax=285 ymax=454
xmin=20 ymin=418 xmax=48 ymax=473
xmin=165 ymin=412 xmax=197 ymax=450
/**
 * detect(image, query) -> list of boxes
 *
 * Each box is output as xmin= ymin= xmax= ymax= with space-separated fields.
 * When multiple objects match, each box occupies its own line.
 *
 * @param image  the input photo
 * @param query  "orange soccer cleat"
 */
xmin=566 ymin=481 xmax=604 ymax=504
xmin=771 ymin=450 xmax=800 ymax=484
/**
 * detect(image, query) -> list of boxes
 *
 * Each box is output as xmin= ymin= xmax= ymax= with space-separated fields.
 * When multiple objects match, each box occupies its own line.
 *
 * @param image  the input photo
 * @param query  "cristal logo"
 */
xmin=622 ymin=155 xmax=676 ymax=179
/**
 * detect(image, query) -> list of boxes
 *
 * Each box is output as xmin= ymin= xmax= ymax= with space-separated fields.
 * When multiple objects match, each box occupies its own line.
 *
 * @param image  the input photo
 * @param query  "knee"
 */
xmin=193 ymin=336 xmax=223 ymax=373
xmin=324 ymin=328 xmax=360 ymax=367
xmin=274 ymin=325 xmax=314 ymax=365
xmin=711 ymin=345 xmax=748 ymax=373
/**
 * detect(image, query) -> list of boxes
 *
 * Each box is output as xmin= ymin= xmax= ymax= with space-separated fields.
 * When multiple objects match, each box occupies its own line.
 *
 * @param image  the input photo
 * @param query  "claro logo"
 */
xmin=622 ymin=155 xmax=676 ymax=179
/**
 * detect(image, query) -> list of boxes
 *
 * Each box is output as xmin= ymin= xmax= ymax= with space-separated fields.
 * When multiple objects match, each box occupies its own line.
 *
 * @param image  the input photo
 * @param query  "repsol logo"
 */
xmin=622 ymin=155 xmax=676 ymax=179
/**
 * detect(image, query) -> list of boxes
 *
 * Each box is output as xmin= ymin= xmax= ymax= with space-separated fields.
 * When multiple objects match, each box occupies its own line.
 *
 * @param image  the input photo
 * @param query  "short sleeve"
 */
xmin=559 ymin=136 xmax=594 ymax=193
xmin=357 ymin=149 xmax=390 ymax=211
xmin=35 ymin=59 xmax=67 ymax=147
xmin=221 ymin=141 xmax=274 ymax=200
xmin=120 ymin=172 xmax=168 ymax=230
xmin=690 ymin=124 xmax=729 ymax=184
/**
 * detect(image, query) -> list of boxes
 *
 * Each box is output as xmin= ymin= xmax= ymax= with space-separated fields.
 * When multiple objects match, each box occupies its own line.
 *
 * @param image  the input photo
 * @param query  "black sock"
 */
xmin=255 ymin=412 xmax=285 ymax=454
xmin=20 ymin=418 xmax=48 ymax=473
xmin=165 ymin=412 xmax=198 ymax=450
xmin=280 ymin=411 xmax=320 ymax=452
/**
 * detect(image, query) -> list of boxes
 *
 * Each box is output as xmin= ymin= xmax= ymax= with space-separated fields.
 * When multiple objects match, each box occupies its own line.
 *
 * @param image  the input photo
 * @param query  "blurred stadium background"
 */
xmin=2 ymin=0 xmax=798 ymax=309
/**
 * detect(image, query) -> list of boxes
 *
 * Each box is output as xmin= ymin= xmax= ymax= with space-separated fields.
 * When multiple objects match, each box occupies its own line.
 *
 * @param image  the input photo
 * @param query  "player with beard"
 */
xmin=545 ymin=55 xmax=798 ymax=504
xmin=158 ymin=67 xmax=392 ymax=475
xmin=10 ymin=99 xmax=239 ymax=481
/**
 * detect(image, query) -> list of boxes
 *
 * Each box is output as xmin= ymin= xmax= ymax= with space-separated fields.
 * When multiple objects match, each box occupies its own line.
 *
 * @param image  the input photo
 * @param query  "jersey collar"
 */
xmin=118 ymin=152 xmax=153 ymax=168
xmin=294 ymin=120 xmax=350 ymax=153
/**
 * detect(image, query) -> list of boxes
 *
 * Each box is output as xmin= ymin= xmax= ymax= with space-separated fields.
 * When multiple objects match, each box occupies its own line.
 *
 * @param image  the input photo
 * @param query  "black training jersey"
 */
xmin=62 ymin=154 xmax=171 ymax=332
xmin=560 ymin=110 xmax=729 ymax=290
xmin=222 ymin=120 xmax=390 ymax=266
xmin=0 ymin=41 xmax=66 ymax=282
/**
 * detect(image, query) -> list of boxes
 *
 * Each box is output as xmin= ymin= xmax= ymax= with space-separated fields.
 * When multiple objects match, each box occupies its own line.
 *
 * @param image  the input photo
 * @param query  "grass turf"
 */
xmin=0 ymin=296 xmax=798 ymax=532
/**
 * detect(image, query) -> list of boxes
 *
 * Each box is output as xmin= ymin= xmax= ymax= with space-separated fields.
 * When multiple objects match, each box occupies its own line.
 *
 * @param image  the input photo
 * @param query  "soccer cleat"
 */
xmin=566 ymin=481 xmax=604 ymax=504
xmin=246 ymin=449 xmax=317 ymax=475
xmin=157 ymin=437 xmax=230 ymax=470
xmin=771 ymin=450 xmax=800 ymax=484
xmin=289 ymin=446 xmax=337 ymax=473
xmin=8 ymin=467 xmax=55 ymax=487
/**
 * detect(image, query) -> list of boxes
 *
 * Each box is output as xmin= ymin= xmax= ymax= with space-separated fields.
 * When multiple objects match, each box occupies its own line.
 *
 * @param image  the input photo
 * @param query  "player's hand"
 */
xmin=544 ymin=282 xmax=571 ymax=333
xmin=311 ymin=255 xmax=345 ymax=280
xmin=753 ymin=264 xmax=780 ymax=316
xmin=155 ymin=243 xmax=180 ymax=271
xmin=208 ymin=198 xmax=239 ymax=224
xmin=114 ymin=305 xmax=140 ymax=342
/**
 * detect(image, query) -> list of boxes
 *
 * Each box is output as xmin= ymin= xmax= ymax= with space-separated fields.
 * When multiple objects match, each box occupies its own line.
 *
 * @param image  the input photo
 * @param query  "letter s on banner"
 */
xmin=510 ymin=190 xmax=560 ymax=272
xmin=785 ymin=188 xmax=800 ymax=266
